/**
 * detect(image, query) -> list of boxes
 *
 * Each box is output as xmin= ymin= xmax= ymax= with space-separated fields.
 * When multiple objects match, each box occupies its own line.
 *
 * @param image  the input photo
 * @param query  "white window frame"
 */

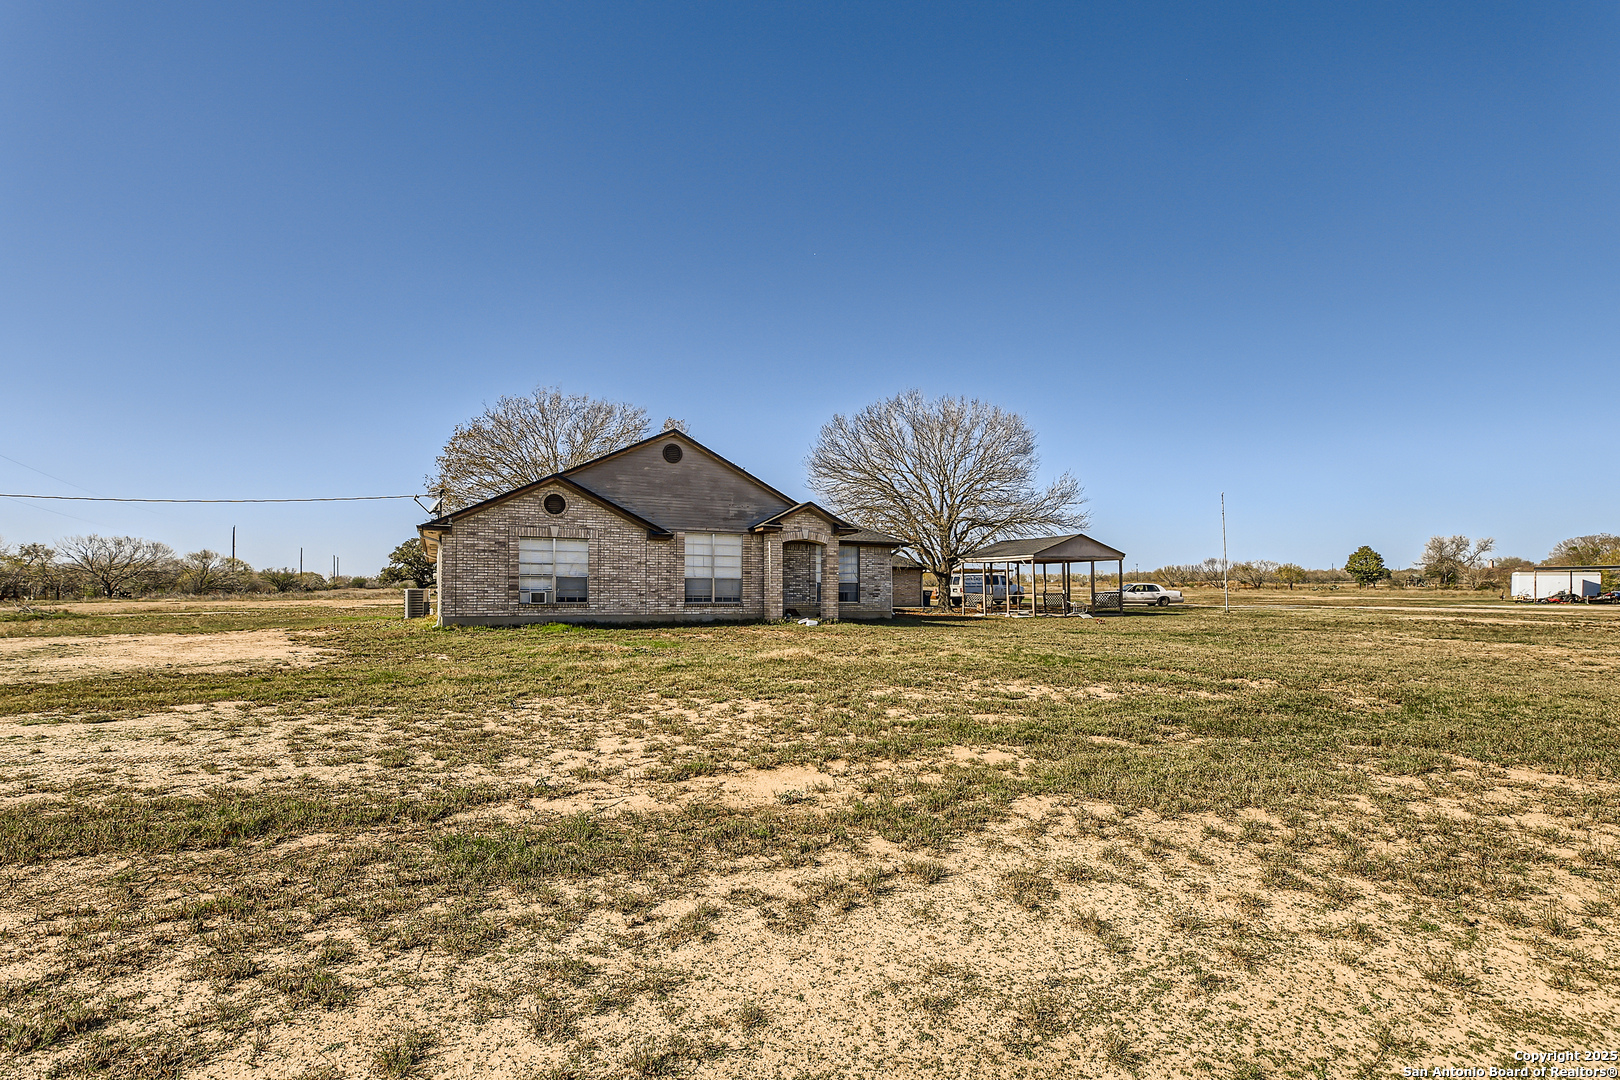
xmin=519 ymin=536 xmax=589 ymax=604
xmin=684 ymin=533 xmax=744 ymax=604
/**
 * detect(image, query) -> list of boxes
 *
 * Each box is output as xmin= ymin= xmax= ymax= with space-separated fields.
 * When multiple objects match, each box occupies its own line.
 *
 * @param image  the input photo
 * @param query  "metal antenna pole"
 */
xmin=1221 ymin=493 xmax=1230 ymax=614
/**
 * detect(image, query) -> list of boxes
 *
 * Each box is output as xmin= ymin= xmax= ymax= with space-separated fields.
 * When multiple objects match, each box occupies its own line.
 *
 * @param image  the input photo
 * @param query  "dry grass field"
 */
xmin=2 ymin=591 xmax=1617 ymax=1079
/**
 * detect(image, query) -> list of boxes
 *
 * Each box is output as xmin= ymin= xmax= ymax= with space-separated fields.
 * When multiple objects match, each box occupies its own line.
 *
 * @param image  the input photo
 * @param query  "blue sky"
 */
xmin=2 ymin=2 xmax=1614 ymax=575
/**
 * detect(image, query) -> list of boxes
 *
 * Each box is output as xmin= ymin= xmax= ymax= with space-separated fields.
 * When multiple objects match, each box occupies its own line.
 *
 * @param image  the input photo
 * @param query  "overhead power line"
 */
xmin=0 ymin=493 xmax=424 ymax=503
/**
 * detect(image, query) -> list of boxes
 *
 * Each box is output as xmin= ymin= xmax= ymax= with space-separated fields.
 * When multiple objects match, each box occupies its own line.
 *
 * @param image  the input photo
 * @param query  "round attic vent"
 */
xmin=543 ymin=493 xmax=566 ymax=515
xmin=662 ymin=443 xmax=683 ymax=463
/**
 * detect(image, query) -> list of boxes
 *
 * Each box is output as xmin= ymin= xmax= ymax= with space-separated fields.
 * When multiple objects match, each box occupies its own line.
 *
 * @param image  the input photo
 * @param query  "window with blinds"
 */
xmin=685 ymin=533 xmax=743 ymax=603
xmin=838 ymin=545 xmax=859 ymax=603
xmin=518 ymin=537 xmax=589 ymax=604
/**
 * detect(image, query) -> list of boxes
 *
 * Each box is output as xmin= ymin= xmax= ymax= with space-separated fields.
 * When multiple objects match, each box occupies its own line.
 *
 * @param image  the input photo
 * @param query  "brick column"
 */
xmin=763 ymin=533 xmax=784 ymax=620
xmin=821 ymin=539 xmax=840 ymax=621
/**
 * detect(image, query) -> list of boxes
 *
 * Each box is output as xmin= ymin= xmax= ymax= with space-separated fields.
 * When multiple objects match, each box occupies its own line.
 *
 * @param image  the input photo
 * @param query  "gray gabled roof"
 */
xmin=960 ymin=533 xmax=1126 ymax=563
xmin=841 ymin=528 xmax=907 ymax=546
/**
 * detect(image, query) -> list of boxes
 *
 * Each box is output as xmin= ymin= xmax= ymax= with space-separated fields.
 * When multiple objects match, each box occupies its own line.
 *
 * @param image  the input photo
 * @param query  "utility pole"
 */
xmin=1220 ymin=493 xmax=1230 ymax=614
xmin=231 ymin=527 xmax=235 ymax=562
xmin=300 ymin=548 xmax=303 ymax=578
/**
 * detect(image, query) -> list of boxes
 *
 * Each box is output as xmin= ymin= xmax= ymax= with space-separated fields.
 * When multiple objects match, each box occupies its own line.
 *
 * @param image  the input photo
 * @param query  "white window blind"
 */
xmin=518 ymin=537 xmax=589 ymax=603
xmin=685 ymin=533 xmax=743 ymax=603
xmin=838 ymin=546 xmax=859 ymax=603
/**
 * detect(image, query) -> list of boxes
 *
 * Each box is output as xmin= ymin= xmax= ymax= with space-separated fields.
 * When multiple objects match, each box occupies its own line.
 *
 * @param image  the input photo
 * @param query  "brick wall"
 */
xmin=837 ymin=544 xmax=896 ymax=619
xmin=438 ymin=487 xmax=895 ymax=623
xmin=439 ymin=483 xmax=782 ymax=624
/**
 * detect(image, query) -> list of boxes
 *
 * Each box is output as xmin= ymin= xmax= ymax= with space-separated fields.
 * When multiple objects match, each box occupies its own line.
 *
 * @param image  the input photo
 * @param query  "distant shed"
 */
xmin=1512 ymin=566 xmax=1614 ymax=600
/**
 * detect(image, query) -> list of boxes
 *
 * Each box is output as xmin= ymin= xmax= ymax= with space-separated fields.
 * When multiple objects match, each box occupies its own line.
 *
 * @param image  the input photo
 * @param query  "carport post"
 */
xmin=1117 ymin=559 xmax=1124 ymax=613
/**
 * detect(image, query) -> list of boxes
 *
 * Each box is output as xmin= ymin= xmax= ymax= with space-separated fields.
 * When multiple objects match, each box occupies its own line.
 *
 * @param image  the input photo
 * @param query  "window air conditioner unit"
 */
xmin=520 ymin=590 xmax=551 ymax=605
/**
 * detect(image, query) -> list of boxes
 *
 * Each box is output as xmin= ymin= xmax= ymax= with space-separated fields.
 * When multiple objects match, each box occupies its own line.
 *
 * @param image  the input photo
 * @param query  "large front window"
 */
xmin=838 ymin=546 xmax=859 ymax=603
xmin=685 ymin=533 xmax=743 ymax=603
xmin=519 ymin=537 xmax=589 ymax=603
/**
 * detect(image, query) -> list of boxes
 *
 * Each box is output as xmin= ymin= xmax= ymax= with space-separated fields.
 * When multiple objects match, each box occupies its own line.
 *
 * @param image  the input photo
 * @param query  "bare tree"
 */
xmin=180 ymin=550 xmax=229 ymax=594
xmin=1232 ymin=559 xmax=1278 ymax=589
xmin=1156 ymin=564 xmax=1197 ymax=588
xmin=805 ymin=391 xmax=1086 ymax=606
xmin=1461 ymin=536 xmax=1496 ymax=588
xmin=429 ymin=386 xmax=650 ymax=510
xmin=0 ymin=543 xmax=63 ymax=601
xmin=1419 ymin=535 xmax=1494 ymax=588
xmin=1419 ymin=535 xmax=1467 ymax=586
xmin=0 ymin=538 xmax=18 ymax=601
xmin=57 ymin=535 xmax=175 ymax=598
xmin=1547 ymin=534 xmax=1620 ymax=567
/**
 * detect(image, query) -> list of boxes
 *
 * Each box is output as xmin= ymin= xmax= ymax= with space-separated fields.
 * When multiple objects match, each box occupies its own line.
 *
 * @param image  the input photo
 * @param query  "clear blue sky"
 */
xmin=2 ymin=3 xmax=1614 ymax=575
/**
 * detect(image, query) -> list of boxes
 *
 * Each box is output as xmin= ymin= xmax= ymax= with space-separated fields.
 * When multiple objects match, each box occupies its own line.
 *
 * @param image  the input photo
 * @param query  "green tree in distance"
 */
xmin=1344 ymin=546 xmax=1387 ymax=588
xmin=379 ymin=539 xmax=436 ymax=588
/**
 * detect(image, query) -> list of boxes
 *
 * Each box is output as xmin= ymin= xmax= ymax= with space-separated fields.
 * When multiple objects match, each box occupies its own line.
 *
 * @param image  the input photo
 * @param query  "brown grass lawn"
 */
xmin=1 ymin=592 xmax=1616 ymax=1079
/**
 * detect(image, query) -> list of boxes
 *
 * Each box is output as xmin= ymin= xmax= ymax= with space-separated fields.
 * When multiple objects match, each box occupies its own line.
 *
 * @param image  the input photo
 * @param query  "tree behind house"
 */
xmin=429 ymin=386 xmax=650 ymax=510
xmin=379 ymin=539 xmax=437 ymax=588
xmin=805 ymin=391 xmax=1086 ymax=607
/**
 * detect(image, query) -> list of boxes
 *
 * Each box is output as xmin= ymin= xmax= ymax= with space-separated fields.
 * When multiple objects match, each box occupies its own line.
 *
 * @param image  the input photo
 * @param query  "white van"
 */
xmin=949 ymin=571 xmax=1024 ymax=604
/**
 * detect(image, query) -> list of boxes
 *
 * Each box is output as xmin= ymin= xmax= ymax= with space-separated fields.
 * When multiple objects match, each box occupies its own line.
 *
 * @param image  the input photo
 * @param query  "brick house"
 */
xmin=416 ymin=429 xmax=906 ymax=626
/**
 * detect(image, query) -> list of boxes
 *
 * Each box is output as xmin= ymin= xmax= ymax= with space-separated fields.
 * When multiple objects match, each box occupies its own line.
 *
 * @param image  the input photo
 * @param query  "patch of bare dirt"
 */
xmin=0 ymin=629 xmax=328 ymax=684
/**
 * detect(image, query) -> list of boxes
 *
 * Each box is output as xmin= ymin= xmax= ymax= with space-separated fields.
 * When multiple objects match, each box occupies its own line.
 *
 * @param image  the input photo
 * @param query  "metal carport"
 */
xmin=957 ymin=533 xmax=1128 ymax=615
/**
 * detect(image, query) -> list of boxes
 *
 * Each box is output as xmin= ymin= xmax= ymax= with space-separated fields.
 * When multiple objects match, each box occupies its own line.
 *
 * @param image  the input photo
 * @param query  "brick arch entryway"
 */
xmin=781 ymin=539 xmax=824 ymax=616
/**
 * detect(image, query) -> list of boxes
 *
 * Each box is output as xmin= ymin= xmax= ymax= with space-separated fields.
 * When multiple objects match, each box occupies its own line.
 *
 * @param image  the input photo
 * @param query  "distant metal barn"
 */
xmin=957 ymin=533 xmax=1127 ymax=615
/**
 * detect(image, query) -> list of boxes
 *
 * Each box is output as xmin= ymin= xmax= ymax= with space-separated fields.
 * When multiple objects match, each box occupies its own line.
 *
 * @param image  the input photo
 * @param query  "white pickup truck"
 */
xmin=1121 ymin=583 xmax=1184 ymax=606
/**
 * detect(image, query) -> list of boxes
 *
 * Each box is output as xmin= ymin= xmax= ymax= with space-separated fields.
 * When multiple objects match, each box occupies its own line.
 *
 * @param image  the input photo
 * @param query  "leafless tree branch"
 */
xmin=428 ymin=386 xmax=650 ymax=510
xmin=805 ymin=391 xmax=1087 ymax=605
xmin=56 ymin=535 xmax=176 ymax=598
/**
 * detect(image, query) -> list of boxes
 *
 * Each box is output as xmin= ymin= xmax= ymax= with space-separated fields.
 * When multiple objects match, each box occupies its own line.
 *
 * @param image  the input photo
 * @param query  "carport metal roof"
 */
xmin=960 ymin=533 xmax=1126 ymax=564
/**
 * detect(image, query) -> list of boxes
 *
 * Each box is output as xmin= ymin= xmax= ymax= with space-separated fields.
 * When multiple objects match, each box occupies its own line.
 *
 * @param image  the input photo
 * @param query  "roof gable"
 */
xmin=420 ymin=475 xmax=671 ymax=538
xmin=751 ymin=501 xmax=851 ymax=532
xmin=563 ymin=431 xmax=796 ymax=533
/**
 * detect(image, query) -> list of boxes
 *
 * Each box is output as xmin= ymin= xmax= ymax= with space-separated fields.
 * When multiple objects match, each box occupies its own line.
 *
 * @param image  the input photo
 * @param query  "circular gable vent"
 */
xmin=543 ymin=493 xmax=566 ymax=515
xmin=662 ymin=443 xmax=683 ymax=463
